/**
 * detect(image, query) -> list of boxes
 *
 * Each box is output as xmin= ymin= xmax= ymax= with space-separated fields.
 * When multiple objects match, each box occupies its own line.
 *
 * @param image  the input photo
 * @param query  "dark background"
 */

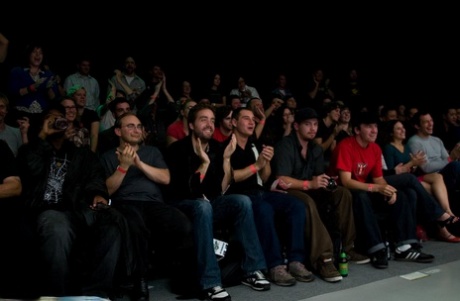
xmin=2 ymin=5 xmax=459 ymax=110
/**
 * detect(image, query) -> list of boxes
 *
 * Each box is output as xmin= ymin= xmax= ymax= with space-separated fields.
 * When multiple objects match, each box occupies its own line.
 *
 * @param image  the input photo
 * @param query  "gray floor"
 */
xmin=133 ymin=239 xmax=460 ymax=301
xmin=27 ymin=239 xmax=460 ymax=301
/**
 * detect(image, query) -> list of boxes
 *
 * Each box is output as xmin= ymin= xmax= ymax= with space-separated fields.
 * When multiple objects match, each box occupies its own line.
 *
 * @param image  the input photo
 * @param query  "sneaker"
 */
xmin=370 ymin=248 xmax=388 ymax=269
xmin=204 ymin=286 xmax=231 ymax=301
xmin=318 ymin=258 xmax=343 ymax=283
xmin=268 ymin=265 xmax=296 ymax=286
xmin=241 ymin=270 xmax=271 ymax=291
xmin=347 ymin=249 xmax=371 ymax=264
xmin=394 ymin=247 xmax=435 ymax=263
xmin=288 ymin=261 xmax=315 ymax=282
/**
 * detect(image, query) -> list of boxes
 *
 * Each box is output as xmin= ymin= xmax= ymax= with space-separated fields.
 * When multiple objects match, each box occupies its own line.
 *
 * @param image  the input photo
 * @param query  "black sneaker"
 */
xmin=394 ymin=247 xmax=434 ymax=263
xmin=204 ymin=286 xmax=231 ymax=301
xmin=241 ymin=270 xmax=271 ymax=291
xmin=370 ymin=248 xmax=388 ymax=269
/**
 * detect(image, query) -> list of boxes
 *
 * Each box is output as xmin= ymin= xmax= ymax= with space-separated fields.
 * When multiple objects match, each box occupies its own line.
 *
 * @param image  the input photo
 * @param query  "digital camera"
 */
xmin=53 ymin=117 xmax=69 ymax=130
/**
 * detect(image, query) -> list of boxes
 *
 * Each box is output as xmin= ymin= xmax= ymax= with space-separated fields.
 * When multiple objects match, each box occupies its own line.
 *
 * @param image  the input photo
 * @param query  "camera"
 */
xmin=325 ymin=177 xmax=338 ymax=191
xmin=53 ymin=117 xmax=69 ymax=130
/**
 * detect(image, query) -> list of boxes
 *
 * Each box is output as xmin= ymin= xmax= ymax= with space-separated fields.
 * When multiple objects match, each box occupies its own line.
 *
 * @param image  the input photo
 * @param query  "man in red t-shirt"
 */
xmin=330 ymin=111 xmax=434 ymax=269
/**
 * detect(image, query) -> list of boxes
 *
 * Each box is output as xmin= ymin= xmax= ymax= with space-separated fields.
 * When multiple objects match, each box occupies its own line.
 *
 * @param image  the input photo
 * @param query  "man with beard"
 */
xmin=272 ymin=107 xmax=369 ymax=283
xmin=166 ymin=103 xmax=269 ymax=301
xmin=100 ymin=112 xmax=192 ymax=301
xmin=16 ymin=104 xmax=125 ymax=299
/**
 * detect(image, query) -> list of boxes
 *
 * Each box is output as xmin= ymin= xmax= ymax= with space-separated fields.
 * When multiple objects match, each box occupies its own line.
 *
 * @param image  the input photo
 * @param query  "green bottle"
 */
xmin=339 ymin=251 xmax=348 ymax=277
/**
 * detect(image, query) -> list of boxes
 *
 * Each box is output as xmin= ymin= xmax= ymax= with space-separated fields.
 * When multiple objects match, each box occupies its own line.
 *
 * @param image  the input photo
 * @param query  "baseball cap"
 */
xmin=295 ymin=107 xmax=319 ymax=123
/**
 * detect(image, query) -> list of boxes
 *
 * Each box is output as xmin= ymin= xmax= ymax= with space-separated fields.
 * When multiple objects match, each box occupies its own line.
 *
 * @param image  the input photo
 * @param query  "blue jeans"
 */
xmin=246 ymin=190 xmax=306 ymax=269
xmin=174 ymin=194 xmax=266 ymax=291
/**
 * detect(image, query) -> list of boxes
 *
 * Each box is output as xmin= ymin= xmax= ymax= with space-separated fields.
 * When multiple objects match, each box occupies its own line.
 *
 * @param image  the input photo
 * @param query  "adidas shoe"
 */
xmin=241 ymin=270 xmax=271 ymax=291
xmin=394 ymin=247 xmax=434 ymax=263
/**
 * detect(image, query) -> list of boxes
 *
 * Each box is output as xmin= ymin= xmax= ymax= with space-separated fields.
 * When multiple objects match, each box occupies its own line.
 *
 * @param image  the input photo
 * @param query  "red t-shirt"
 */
xmin=166 ymin=120 xmax=187 ymax=141
xmin=330 ymin=136 xmax=383 ymax=183
xmin=212 ymin=127 xmax=230 ymax=143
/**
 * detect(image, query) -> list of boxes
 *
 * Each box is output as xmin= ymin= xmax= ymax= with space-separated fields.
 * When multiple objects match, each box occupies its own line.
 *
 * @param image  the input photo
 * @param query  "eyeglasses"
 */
xmin=64 ymin=106 xmax=77 ymax=110
xmin=123 ymin=124 xmax=144 ymax=130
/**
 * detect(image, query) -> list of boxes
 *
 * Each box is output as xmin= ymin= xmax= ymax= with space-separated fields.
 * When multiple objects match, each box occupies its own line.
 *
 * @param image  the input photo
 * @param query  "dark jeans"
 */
xmin=439 ymin=161 xmax=460 ymax=197
xmin=113 ymin=200 xmax=193 ymax=278
xmin=352 ymin=176 xmax=419 ymax=255
xmin=24 ymin=207 xmax=125 ymax=298
xmin=247 ymin=190 xmax=307 ymax=269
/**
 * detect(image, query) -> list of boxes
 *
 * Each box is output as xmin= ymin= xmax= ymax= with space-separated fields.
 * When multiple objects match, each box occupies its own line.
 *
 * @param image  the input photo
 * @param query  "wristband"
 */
xmin=199 ymin=173 xmax=205 ymax=180
xmin=259 ymin=119 xmax=265 ymax=125
xmin=250 ymin=164 xmax=258 ymax=174
xmin=27 ymin=84 xmax=36 ymax=93
xmin=303 ymin=180 xmax=309 ymax=191
xmin=367 ymin=184 xmax=374 ymax=192
xmin=117 ymin=165 xmax=127 ymax=174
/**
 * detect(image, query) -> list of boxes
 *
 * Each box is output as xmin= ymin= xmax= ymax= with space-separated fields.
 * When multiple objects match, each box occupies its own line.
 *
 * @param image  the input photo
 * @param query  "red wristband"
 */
xmin=117 ymin=165 xmax=127 ymax=174
xmin=303 ymin=180 xmax=309 ymax=190
xmin=259 ymin=119 xmax=265 ymax=125
xmin=250 ymin=164 xmax=258 ymax=174
xmin=28 ymin=84 xmax=36 ymax=93
xmin=368 ymin=184 xmax=374 ymax=192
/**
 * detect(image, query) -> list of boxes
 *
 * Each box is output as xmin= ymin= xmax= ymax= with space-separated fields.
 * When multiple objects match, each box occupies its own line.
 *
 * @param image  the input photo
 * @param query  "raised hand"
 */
xmin=223 ymin=134 xmax=237 ymax=159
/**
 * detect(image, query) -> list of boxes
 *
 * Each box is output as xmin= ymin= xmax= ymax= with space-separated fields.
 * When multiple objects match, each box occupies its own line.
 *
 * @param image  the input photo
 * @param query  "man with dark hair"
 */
xmin=329 ymin=111 xmax=434 ymax=269
xmin=273 ymin=107 xmax=369 ymax=283
xmin=16 ymin=104 xmax=126 ymax=298
xmin=166 ymin=103 xmax=270 ymax=301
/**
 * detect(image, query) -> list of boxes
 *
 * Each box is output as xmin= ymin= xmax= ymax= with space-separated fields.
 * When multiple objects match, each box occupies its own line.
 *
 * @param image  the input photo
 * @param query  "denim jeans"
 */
xmin=246 ymin=190 xmax=307 ymax=269
xmin=351 ymin=175 xmax=419 ymax=255
xmin=175 ymin=194 xmax=266 ymax=291
xmin=34 ymin=207 xmax=123 ymax=298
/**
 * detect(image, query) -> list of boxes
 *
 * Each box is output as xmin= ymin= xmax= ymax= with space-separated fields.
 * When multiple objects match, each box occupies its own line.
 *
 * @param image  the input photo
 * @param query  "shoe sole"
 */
xmin=322 ymin=276 xmax=343 ymax=283
xmin=241 ymin=281 xmax=271 ymax=291
xmin=394 ymin=257 xmax=434 ymax=263
xmin=292 ymin=275 xmax=315 ymax=282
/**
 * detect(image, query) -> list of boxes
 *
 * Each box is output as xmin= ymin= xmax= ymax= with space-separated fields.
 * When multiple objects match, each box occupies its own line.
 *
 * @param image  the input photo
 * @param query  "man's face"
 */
xmin=124 ymin=57 xmax=136 ymax=75
xmin=114 ymin=103 xmax=131 ymax=118
xmin=417 ymin=113 xmax=434 ymax=135
xmin=357 ymin=123 xmax=378 ymax=143
xmin=232 ymin=109 xmax=255 ymax=137
xmin=295 ymin=118 xmax=318 ymax=141
xmin=385 ymin=110 xmax=398 ymax=121
xmin=78 ymin=60 xmax=91 ymax=76
xmin=444 ymin=109 xmax=457 ymax=126
xmin=116 ymin=115 xmax=143 ymax=145
xmin=190 ymin=108 xmax=215 ymax=140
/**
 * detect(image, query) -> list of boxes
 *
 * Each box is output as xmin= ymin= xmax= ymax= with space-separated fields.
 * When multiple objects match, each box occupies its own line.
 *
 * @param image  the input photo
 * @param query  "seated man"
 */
xmin=100 ymin=112 xmax=192 ymax=301
xmin=16 ymin=104 xmax=126 ymax=299
xmin=329 ymin=111 xmax=434 ymax=269
xmin=226 ymin=107 xmax=313 ymax=286
xmin=166 ymin=103 xmax=269 ymax=301
xmin=273 ymin=107 xmax=369 ymax=283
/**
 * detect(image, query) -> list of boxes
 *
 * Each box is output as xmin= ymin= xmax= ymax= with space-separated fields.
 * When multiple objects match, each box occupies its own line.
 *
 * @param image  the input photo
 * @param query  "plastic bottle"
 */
xmin=338 ymin=251 xmax=349 ymax=277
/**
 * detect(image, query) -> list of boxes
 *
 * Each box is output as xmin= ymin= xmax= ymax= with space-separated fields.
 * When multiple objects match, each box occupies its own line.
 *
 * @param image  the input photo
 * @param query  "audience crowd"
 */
xmin=2 ymin=33 xmax=460 ymax=301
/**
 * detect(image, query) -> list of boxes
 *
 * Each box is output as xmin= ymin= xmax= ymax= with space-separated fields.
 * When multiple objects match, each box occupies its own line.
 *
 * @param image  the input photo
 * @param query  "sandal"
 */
xmin=438 ymin=227 xmax=460 ymax=243
xmin=437 ymin=215 xmax=459 ymax=228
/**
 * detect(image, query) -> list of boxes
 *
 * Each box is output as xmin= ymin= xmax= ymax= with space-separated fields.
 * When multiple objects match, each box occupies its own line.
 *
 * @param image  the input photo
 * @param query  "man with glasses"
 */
xmin=100 ymin=112 xmax=193 ymax=301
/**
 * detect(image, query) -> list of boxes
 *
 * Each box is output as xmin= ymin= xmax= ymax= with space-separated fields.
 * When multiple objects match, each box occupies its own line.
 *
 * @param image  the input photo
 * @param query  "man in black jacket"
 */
xmin=16 ymin=104 xmax=127 ymax=299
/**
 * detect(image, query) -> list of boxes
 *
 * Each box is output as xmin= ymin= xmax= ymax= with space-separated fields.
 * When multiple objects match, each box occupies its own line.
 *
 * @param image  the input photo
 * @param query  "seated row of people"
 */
xmin=1 ymin=103 xmax=458 ymax=301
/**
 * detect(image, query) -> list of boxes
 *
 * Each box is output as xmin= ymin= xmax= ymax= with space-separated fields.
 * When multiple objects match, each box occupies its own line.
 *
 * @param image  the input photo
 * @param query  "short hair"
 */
xmin=232 ymin=107 xmax=253 ymax=120
xmin=114 ymin=112 xmax=138 ymax=128
xmin=109 ymin=97 xmax=131 ymax=113
xmin=0 ymin=92 xmax=9 ymax=107
xmin=187 ymin=102 xmax=215 ymax=125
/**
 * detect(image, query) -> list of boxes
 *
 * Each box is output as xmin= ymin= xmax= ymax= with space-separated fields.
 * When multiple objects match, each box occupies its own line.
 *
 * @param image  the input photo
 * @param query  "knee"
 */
xmin=192 ymin=200 xmax=213 ymax=220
